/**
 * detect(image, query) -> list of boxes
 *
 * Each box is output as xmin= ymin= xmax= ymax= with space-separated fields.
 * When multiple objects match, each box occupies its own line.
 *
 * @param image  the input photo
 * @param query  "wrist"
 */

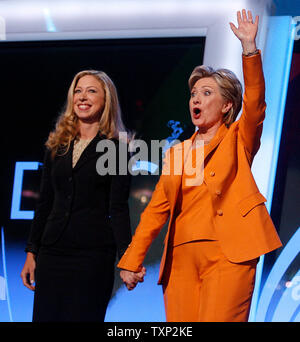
xmin=242 ymin=41 xmax=257 ymax=55
xmin=243 ymin=49 xmax=259 ymax=57
xmin=27 ymin=252 xmax=36 ymax=259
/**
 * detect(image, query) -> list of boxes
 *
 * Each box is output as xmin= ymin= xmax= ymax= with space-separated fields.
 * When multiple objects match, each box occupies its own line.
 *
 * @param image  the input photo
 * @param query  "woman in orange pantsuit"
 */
xmin=118 ymin=10 xmax=282 ymax=322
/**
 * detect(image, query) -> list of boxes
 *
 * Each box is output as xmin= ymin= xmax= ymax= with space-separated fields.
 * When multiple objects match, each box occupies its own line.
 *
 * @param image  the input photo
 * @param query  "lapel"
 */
xmin=72 ymin=133 xmax=106 ymax=172
xmin=203 ymin=123 xmax=228 ymax=161
xmin=52 ymin=140 xmax=73 ymax=179
xmin=163 ymin=133 xmax=194 ymax=208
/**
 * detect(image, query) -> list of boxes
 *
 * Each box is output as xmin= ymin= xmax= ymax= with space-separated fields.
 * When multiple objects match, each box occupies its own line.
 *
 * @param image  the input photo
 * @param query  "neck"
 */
xmin=78 ymin=121 xmax=99 ymax=140
xmin=196 ymin=121 xmax=222 ymax=143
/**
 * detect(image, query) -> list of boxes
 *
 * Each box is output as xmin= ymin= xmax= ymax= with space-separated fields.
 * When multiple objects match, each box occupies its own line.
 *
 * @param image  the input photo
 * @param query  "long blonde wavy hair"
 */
xmin=46 ymin=70 xmax=131 ymax=157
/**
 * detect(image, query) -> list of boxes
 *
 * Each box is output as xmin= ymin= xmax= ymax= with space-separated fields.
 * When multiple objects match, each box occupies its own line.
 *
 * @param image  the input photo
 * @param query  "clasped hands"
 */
xmin=120 ymin=267 xmax=146 ymax=291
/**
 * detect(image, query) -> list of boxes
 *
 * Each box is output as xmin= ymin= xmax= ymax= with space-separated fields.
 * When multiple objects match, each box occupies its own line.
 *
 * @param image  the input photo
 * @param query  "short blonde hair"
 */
xmin=188 ymin=66 xmax=243 ymax=127
xmin=46 ymin=70 xmax=131 ymax=157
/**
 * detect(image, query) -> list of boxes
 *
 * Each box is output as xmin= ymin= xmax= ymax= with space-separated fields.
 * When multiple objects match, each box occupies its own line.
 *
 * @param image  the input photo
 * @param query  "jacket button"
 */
xmin=210 ymin=171 xmax=215 ymax=177
xmin=68 ymin=177 xmax=72 ymax=182
xmin=217 ymin=209 xmax=223 ymax=216
xmin=215 ymin=190 xmax=221 ymax=196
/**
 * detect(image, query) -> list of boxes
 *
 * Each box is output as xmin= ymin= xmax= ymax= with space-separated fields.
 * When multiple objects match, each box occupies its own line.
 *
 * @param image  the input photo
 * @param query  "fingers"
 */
xmin=247 ymin=10 xmax=253 ymax=23
xmin=242 ymin=9 xmax=248 ymax=22
xmin=135 ymin=267 xmax=146 ymax=282
xmin=237 ymin=10 xmax=242 ymax=26
xmin=229 ymin=22 xmax=238 ymax=36
xmin=21 ymin=254 xmax=36 ymax=291
xmin=236 ymin=9 xmax=257 ymax=25
xmin=120 ymin=268 xmax=146 ymax=291
xmin=29 ymin=270 xmax=35 ymax=290
xmin=246 ymin=10 xmax=259 ymax=27
xmin=125 ymin=281 xmax=137 ymax=291
xmin=20 ymin=269 xmax=35 ymax=291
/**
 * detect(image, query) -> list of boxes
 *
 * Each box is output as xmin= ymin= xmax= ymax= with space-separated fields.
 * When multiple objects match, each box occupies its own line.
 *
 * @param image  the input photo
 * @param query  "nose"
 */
xmin=192 ymin=95 xmax=201 ymax=104
xmin=79 ymin=90 xmax=88 ymax=101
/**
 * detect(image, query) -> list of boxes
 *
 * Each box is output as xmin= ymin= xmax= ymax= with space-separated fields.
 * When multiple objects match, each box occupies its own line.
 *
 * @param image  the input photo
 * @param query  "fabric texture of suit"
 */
xmin=118 ymin=52 xmax=282 ymax=286
xmin=26 ymin=134 xmax=132 ymax=259
xmin=26 ymin=133 xmax=132 ymax=321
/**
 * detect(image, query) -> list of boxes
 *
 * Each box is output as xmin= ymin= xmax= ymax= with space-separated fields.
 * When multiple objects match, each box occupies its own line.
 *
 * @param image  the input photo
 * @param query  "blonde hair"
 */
xmin=188 ymin=66 xmax=243 ymax=127
xmin=46 ymin=70 xmax=132 ymax=157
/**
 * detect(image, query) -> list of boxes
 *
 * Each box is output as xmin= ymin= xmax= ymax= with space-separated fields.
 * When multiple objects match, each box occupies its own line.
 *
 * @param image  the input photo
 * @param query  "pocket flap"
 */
xmin=237 ymin=192 xmax=267 ymax=217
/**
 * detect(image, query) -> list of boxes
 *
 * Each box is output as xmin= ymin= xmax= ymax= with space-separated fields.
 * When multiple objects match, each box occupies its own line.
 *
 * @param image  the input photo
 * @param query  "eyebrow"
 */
xmin=74 ymin=85 xmax=100 ymax=89
xmin=191 ymin=85 xmax=214 ymax=91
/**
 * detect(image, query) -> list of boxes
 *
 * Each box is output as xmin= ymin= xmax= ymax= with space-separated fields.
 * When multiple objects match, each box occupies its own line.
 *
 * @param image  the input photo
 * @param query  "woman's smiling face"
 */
xmin=73 ymin=75 xmax=105 ymax=123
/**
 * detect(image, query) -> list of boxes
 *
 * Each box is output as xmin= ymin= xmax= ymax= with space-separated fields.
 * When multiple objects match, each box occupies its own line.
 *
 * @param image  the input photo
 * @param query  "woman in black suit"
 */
xmin=21 ymin=70 xmax=141 ymax=321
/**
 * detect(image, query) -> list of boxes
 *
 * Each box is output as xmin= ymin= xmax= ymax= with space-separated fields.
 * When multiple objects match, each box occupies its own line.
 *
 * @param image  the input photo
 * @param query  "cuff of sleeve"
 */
xmin=242 ymin=50 xmax=264 ymax=88
xmin=24 ymin=244 xmax=39 ymax=255
xmin=242 ymin=49 xmax=260 ymax=57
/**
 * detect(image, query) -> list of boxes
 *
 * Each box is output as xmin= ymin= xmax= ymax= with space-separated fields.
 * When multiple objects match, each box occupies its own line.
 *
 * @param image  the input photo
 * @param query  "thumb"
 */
xmin=30 ymin=270 xmax=35 ymax=289
xmin=229 ymin=22 xmax=239 ymax=37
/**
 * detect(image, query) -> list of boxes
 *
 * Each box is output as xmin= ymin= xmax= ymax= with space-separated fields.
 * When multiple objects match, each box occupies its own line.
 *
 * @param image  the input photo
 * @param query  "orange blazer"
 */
xmin=118 ymin=52 xmax=282 ymax=284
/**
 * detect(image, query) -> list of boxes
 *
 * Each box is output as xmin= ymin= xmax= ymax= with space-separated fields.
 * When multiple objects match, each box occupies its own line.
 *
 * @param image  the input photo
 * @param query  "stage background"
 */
xmin=0 ymin=0 xmax=299 ymax=322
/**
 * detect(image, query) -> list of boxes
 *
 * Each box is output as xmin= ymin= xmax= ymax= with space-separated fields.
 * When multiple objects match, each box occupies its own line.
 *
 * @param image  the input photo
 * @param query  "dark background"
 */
xmin=0 ymin=36 xmax=203 ymax=239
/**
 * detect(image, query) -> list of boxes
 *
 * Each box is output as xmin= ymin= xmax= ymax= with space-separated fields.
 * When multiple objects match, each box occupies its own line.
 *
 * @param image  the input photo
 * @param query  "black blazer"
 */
xmin=25 ymin=133 xmax=132 ymax=259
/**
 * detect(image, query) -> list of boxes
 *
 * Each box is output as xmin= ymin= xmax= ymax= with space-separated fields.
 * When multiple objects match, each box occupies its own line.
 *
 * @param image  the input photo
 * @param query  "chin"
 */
xmin=78 ymin=114 xmax=101 ymax=124
xmin=192 ymin=119 xmax=204 ymax=128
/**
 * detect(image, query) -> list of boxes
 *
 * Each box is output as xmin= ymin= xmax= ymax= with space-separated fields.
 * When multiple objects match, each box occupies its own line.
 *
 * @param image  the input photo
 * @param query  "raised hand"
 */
xmin=229 ymin=9 xmax=258 ymax=54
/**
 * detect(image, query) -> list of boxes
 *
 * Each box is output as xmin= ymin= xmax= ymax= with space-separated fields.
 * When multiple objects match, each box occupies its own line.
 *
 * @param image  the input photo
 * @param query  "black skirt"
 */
xmin=32 ymin=245 xmax=115 ymax=322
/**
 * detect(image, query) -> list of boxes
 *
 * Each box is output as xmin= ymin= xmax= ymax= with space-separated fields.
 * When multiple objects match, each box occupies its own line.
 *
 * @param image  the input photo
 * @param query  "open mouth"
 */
xmin=193 ymin=108 xmax=201 ymax=118
xmin=78 ymin=104 xmax=91 ymax=110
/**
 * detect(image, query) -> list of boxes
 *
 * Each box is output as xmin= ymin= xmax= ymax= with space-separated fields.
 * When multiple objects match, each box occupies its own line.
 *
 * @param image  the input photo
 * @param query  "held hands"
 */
xmin=230 ymin=9 xmax=258 ymax=55
xmin=120 ymin=267 xmax=146 ymax=291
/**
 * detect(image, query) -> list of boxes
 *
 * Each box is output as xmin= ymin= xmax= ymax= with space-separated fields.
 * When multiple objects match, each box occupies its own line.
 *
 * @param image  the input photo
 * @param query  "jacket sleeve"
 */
xmin=117 ymin=152 xmax=171 ymax=272
xmin=25 ymin=148 xmax=54 ymax=254
xmin=238 ymin=51 xmax=266 ymax=160
xmin=109 ymin=141 xmax=132 ymax=260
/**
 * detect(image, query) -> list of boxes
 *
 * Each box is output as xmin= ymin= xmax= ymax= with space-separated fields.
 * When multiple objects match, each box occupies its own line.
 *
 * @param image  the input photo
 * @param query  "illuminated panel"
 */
xmin=0 ymin=0 xmax=270 ymax=82
xmin=132 ymin=161 xmax=158 ymax=174
xmin=43 ymin=8 xmax=57 ymax=33
xmin=10 ymin=162 xmax=40 ymax=220
xmin=255 ymin=228 xmax=300 ymax=322
xmin=272 ymin=270 xmax=300 ymax=322
xmin=248 ymin=16 xmax=296 ymax=322
xmin=0 ymin=15 xmax=5 ymax=40
xmin=0 ymin=227 xmax=13 ymax=322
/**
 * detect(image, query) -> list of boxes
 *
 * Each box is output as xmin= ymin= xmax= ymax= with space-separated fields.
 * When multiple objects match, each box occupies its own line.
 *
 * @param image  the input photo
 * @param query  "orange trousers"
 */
xmin=162 ymin=240 xmax=258 ymax=322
